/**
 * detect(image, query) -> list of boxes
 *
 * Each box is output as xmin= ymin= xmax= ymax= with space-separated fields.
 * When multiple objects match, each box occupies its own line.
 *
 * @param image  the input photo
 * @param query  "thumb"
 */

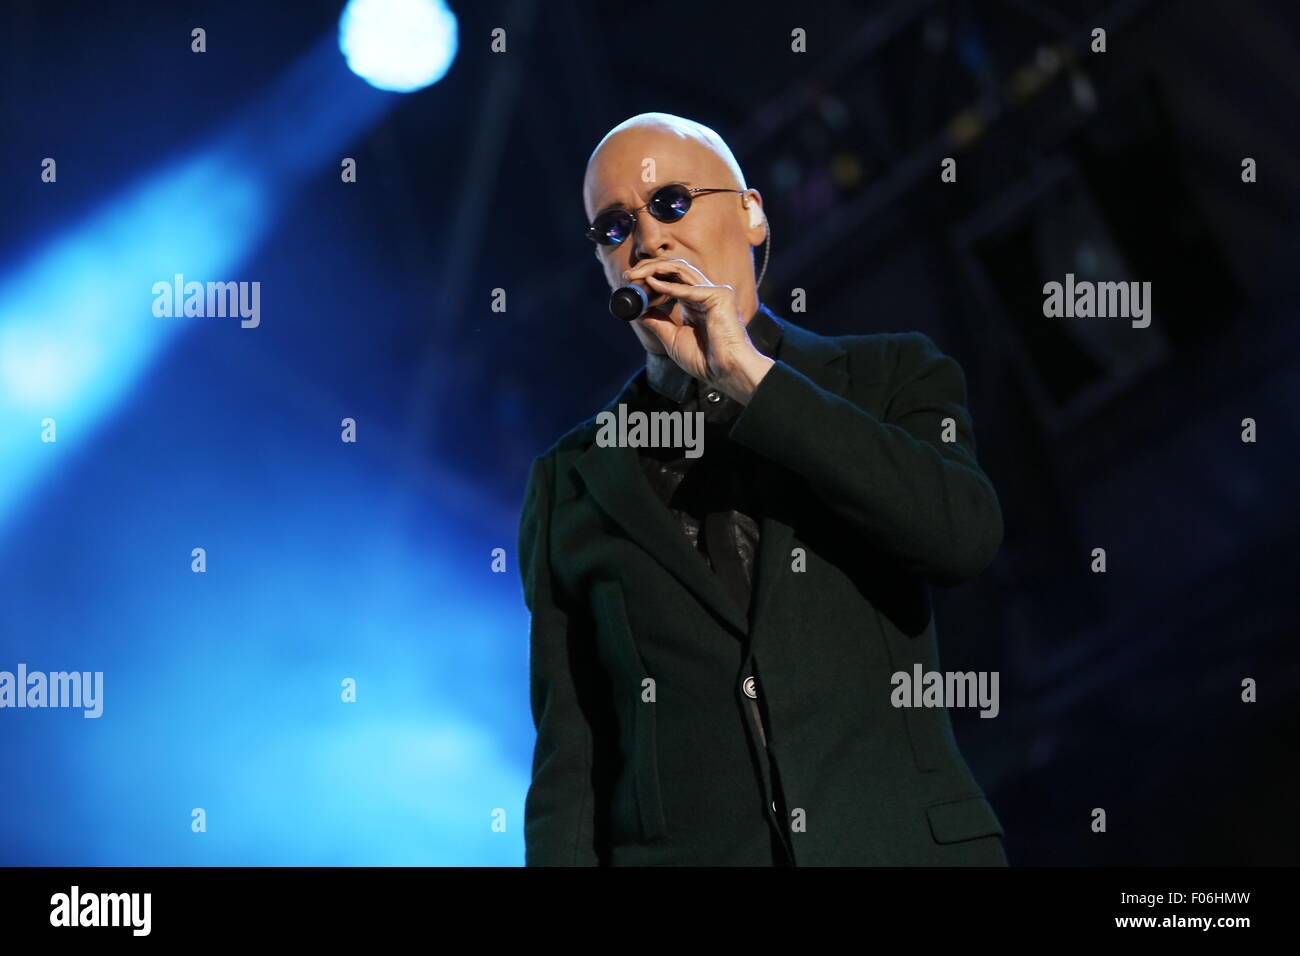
xmin=636 ymin=312 xmax=676 ymax=350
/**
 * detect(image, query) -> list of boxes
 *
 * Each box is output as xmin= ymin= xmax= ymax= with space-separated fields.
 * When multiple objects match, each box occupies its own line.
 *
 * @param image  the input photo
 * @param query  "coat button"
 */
xmin=771 ymin=801 xmax=778 ymax=813
xmin=742 ymin=676 xmax=757 ymax=699
xmin=705 ymin=389 xmax=722 ymax=404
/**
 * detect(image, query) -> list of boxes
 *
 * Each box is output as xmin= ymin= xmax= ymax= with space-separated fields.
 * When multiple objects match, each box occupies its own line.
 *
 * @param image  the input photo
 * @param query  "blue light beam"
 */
xmin=0 ymin=36 xmax=395 ymax=540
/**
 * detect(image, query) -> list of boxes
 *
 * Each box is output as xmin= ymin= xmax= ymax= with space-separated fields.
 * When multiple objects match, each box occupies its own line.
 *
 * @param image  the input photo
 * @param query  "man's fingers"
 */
xmin=624 ymin=257 xmax=709 ymax=285
xmin=646 ymin=277 xmax=733 ymax=321
xmin=645 ymin=274 xmax=711 ymax=300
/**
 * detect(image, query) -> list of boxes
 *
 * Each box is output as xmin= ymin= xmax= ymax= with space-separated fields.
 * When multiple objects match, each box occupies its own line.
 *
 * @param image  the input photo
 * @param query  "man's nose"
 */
xmin=630 ymin=212 xmax=672 ymax=261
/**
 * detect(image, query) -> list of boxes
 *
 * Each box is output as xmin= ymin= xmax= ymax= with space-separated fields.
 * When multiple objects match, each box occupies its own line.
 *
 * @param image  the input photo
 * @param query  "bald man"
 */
xmin=518 ymin=112 xmax=1009 ymax=866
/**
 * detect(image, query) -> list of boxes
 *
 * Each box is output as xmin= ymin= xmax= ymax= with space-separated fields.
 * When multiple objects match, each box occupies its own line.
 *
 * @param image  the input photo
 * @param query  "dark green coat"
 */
xmin=518 ymin=314 xmax=1009 ymax=865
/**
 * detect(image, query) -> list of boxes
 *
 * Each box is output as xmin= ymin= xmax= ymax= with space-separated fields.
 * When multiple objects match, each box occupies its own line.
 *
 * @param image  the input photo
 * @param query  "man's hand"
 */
xmin=623 ymin=257 xmax=775 ymax=404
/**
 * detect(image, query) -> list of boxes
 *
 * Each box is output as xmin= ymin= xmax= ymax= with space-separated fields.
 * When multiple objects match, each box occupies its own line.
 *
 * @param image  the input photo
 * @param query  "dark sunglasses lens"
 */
xmin=590 ymin=210 xmax=634 ymax=245
xmin=648 ymin=184 xmax=692 ymax=221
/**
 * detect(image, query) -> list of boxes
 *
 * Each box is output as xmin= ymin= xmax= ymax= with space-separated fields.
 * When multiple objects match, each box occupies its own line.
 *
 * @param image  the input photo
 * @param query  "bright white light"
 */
xmin=339 ymin=0 xmax=459 ymax=93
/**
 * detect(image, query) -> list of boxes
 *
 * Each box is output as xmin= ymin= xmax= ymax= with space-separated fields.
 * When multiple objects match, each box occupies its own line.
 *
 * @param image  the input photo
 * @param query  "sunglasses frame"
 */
xmin=586 ymin=183 xmax=746 ymax=245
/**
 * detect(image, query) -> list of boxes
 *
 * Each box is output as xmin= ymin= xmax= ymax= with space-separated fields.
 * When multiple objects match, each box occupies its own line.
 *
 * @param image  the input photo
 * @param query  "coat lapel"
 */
xmin=569 ymin=313 xmax=852 ymax=641
xmin=572 ymin=378 xmax=751 ymax=637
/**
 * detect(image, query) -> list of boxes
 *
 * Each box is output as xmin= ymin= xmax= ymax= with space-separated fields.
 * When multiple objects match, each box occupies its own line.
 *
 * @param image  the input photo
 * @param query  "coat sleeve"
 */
xmin=728 ymin=331 xmax=1003 ymax=587
xmin=518 ymin=453 xmax=602 ymax=865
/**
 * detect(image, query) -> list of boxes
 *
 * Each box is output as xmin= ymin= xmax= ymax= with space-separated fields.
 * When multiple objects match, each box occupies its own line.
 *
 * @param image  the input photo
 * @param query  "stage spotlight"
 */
xmin=339 ymin=0 xmax=458 ymax=93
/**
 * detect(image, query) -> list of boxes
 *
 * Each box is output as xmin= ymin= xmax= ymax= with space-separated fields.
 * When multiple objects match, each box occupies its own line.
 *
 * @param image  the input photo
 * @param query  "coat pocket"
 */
xmin=871 ymin=605 xmax=944 ymax=772
xmin=925 ymin=794 xmax=1005 ymax=844
xmin=591 ymin=579 xmax=668 ymax=843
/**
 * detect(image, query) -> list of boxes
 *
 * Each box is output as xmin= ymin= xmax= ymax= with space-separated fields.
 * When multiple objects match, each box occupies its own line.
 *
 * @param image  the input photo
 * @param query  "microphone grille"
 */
xmin=609 ymin=284 xmax=648 ymax=321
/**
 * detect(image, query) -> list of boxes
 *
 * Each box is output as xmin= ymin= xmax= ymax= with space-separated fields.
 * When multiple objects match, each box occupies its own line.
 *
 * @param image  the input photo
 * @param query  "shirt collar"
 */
xmin=645 ymin=303 xmax=784 ymax=404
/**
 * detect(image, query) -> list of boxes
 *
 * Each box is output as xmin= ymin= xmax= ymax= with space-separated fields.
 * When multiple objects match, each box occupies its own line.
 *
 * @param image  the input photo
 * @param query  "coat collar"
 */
xmin=571 ymin=308 xmax=849 ymax=638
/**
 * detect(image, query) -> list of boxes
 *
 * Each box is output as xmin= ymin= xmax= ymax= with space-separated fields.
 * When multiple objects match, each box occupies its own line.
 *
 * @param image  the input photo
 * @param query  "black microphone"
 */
xmin=609 ymin=271 xmax=681 ymax=321
xmin=609 ymin=283 xmax=648 ymax=321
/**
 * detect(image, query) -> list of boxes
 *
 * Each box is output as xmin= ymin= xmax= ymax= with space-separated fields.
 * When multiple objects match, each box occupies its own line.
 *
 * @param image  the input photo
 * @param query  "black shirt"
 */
xmin=629 ymin=304 xmax=785 ymax=625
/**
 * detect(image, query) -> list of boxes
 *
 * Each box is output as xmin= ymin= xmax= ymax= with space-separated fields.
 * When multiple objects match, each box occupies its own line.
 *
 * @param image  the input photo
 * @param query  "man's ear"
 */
xmin=743 ymin=187 xmax=765 ymax=240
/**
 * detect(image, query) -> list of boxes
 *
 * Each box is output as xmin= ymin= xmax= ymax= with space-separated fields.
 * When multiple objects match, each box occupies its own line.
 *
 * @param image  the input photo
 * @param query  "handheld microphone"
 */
xmin=610 ymin=271 xmax=681 ymax=321
xmin=609 ymin=283 xmax=648 ymax=321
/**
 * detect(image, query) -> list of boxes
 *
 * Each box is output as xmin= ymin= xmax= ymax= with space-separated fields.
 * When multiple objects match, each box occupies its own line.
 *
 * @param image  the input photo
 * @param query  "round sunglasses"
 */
xmin=586 ymin=183 xmax=746 ymax=246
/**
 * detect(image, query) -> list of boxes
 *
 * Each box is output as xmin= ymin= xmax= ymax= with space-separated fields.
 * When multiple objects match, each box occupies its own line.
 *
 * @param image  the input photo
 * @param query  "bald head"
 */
xmin=583 ymin=112 xmax=746 ymax=207
xmin=582 ymin=112 xmax=767 ymax=353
